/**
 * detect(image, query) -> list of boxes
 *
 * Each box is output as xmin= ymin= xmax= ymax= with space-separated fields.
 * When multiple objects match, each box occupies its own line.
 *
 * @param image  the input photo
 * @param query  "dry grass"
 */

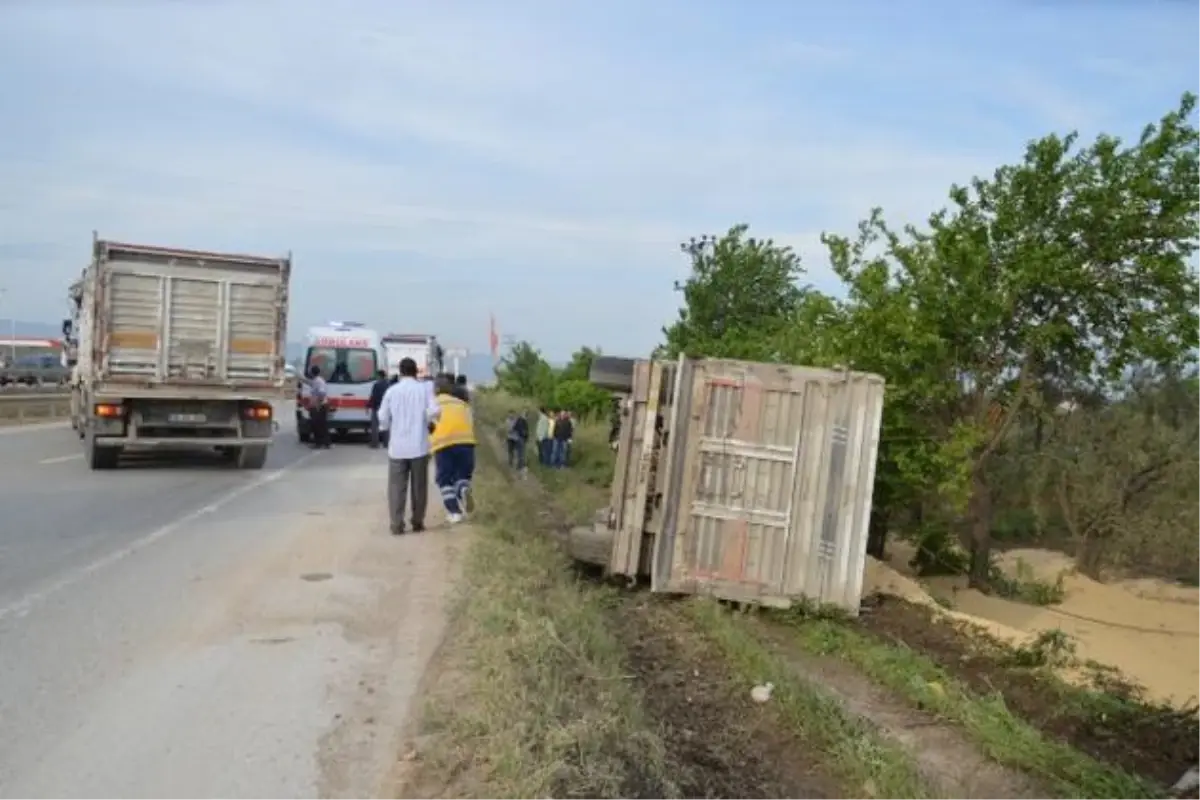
xmin=399 ymin=406 xmax=676 ymax=799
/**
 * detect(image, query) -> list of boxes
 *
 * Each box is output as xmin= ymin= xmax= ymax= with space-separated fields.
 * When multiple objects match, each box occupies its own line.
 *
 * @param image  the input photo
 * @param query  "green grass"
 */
xmin=471 ymin=390 xmax=1171 ymax=799
xmin=407 ymin=405 xmax=676 ymax=799
xmin=765 ymin=607 xmax=1162 ymax=799
xmin=684 ymin=599 xmax=936 ymax=798
xmin=470 ymin=390 xmax=939 ymax=799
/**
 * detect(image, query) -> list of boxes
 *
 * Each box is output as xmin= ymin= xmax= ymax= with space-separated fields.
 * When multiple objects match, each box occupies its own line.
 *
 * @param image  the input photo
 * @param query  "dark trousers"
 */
xmin=506 ymin=438 xmax=526 ymax=469
xmin=368 ymin=409 xmax=381 ymax=448
xmin=538 ymin=437 xmax=553 ymax=465
xmin=388 ymin=455 xmax=429 ymax=531
xmin=311 ymin=406 xmax=331 ymax=448
xmin=552 ymin=438 xmax=570 ymax=468
xmin=435 ymin=444 xmax=476 ymax=515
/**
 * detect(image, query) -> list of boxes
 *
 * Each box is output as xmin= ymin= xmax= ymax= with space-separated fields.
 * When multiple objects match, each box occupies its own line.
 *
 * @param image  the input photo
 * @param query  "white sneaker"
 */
xmin=447 ymin=512 xmax=464 ymax=525
xmin=461 ymin=486 xmax=475 ymax=515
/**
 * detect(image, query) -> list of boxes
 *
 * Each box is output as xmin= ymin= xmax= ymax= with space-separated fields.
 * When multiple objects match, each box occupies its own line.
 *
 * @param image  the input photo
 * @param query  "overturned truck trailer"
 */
xmin=571 ymin=356 xmax=885 ymax=614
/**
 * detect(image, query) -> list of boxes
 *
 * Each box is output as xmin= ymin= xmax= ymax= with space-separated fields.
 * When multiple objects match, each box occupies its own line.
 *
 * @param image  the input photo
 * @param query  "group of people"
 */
xmin=304 ymin=358 xmax=476 ymax=534
xmin=504 ymin=407 xmax=575 ymax=470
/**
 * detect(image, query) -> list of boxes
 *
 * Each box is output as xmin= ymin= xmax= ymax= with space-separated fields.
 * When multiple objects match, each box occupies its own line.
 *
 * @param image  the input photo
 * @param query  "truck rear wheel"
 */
xmin=235 ymin=445 xmax=269 ymax=470
xmin=85 ymin=434 xmax=120 ymax=470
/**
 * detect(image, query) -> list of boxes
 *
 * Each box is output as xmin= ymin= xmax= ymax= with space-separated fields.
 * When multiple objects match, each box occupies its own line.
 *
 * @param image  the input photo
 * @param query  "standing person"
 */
xmin=506 ymin=411 xmax=529 ymax=471
xmin=535 ymin=407 xmax=552 ymax=466
xmin=367 ymin=369 xmax=390 ymax=449
xmin=431 ymin=375 xmax=477 ymax=524
xmin=552 ymin=409 xmax=574 ymax=468
xmin=304 ymin=364 xmax=331 ymax=450
xmin=378 ymin=357 xmax=442 ymax=535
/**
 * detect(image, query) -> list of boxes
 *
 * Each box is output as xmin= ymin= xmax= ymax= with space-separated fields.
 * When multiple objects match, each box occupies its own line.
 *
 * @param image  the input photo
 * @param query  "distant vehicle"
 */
xmin=296 ymin=322 xmax=384 ymax=443
xmin=0 ymin=353 xmax=69 ymax=387
xmin=66 ymin=235 xmax=292 ymax=470
xmin=381 ymin=333 xmax=442 ymax=380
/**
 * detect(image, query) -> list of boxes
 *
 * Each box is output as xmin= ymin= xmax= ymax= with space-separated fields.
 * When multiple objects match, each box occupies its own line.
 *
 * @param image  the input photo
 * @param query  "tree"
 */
xmin=559 ymin=346 xmax=602 ymax=383
xmin=662 ymin=225 xmax=808 ymax=360
xmin=820 ymin=94 xmax=1200 ymax=587
xmin=493 ymin=342 xmax=614 ymax=417
xmin=494 ymin=341 xmax=556 ymax=401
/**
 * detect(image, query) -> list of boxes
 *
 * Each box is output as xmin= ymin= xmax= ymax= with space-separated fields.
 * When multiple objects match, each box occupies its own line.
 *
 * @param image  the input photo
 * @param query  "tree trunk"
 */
xmin=965 ymin=473 xmax=994 ymax=590
xmin=867 ymin=507 xmax=889 ymax=560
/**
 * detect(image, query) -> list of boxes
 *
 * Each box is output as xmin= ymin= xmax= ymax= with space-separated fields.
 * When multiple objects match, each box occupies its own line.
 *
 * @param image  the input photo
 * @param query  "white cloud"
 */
xmin=0 ymin=0 xmax=1187 ymax=357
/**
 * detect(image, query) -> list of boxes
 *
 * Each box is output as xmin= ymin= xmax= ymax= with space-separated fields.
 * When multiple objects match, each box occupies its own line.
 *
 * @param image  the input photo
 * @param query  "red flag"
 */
xmin=489 ymin=313 xmax=499 ymax=359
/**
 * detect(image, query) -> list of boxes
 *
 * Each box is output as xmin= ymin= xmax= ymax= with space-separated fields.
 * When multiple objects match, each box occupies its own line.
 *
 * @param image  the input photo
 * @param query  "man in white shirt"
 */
xmin=378 ymin=357 xmax=442 ymax=534
xmin=302 ymin=365 xmax=331 ymax=449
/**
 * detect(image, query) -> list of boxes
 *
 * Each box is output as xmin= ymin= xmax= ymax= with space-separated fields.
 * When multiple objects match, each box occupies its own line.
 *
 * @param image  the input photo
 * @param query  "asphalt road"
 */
xmin=0 ymin=408 xmax=460 ymax=797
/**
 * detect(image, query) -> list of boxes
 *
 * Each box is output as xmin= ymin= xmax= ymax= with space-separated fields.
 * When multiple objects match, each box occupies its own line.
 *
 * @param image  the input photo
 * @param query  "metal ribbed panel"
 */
xmin=167 ymin=278 xmax=220 ymax=379
xmin=226 ymin=283 xmax=278 ymax=381
xmin=106 ymin=272 xmax=162 ymax=376
xmin=657 ymin=359 xmax=885 ymax=613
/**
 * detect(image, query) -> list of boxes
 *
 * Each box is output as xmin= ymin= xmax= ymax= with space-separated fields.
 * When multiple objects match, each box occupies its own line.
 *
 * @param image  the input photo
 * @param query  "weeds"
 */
xmin=770 ymin=609 xmax=1162 ymax=798
xmin=405 ymin=423 xmax=674 ymax=799
xmin=989 ymin=558 xmax=1068 ymax=606
xmin=686 ymin=600 xmax=935 ymax=799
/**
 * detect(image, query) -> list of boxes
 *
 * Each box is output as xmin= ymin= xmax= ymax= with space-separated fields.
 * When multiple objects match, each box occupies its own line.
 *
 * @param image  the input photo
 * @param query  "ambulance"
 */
xmin=295 ymin=322 xmax=385 ymax=443
xmin=381 ymin=333 xmax=443 ymax=379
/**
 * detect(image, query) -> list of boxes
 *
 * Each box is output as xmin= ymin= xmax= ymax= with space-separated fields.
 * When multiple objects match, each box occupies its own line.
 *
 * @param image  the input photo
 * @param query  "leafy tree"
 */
xmin=914 ymin=94 xmax=1200 ymax=585
xmin=493 ymin=342 xmax=614 ymax=417
xmin=559 ymin=346 xmax=602 ymax=383
xmin=662 ymin=93 xmax=1199 ymax=590
xmin=552 ymin=378 xmax=612 ymax=418
xmin=662 ymin=225 xmax=808 ymax=360
xmin=812 ymin=93 xmax=1199 ymax=586
xmin=494 ymin=341 xmax=557 ymax=401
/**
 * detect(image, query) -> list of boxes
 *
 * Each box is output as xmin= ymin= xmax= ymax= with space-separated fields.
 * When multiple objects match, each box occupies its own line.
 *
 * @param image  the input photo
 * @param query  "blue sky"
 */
xmin=0 ymin=0 xmax=1195 ymax=362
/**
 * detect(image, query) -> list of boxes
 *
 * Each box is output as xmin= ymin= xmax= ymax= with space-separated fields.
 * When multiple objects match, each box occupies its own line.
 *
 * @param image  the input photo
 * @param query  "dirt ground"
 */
xmin=615 ymin=596 xmax=842 ymax=799
xmin=855 ymin=594 xmax=1200 ymax=790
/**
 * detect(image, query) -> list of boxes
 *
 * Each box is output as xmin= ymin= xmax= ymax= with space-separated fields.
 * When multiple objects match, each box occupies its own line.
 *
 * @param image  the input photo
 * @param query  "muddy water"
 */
xmin=870 ymin=545 xmax=1199 ymax=708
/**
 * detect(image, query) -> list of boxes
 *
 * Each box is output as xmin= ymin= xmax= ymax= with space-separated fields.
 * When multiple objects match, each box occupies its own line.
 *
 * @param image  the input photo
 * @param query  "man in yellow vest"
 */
xmin=430 ymin=375 xmax=478 ymax=524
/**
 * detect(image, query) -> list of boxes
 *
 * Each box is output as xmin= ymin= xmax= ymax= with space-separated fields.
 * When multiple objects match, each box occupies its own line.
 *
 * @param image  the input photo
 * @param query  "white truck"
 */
xmin=64 ymin=234 xmax=292 ymax=470
xmin=381 ymin=333 xmax=443 ymax=379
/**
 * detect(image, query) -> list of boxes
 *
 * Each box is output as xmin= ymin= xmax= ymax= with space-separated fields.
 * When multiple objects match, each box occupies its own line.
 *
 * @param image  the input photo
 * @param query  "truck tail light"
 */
xmin=94 ymin=402 xmax=123 ymax=418
xmin=242 ymin=404 xmax=272 ymax=421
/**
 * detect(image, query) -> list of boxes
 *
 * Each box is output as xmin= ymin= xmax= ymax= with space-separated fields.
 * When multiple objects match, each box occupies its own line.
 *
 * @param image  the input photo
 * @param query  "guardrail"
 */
xmin=0 ymin=383 xmax=70 ymax=394
xmin=0 ymin=393 xmax=72 ymax=423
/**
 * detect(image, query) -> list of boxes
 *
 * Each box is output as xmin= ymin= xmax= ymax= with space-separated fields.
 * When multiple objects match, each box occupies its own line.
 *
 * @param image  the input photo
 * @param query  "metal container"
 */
xmin=602 ymin=356 xmax=885 ymax=614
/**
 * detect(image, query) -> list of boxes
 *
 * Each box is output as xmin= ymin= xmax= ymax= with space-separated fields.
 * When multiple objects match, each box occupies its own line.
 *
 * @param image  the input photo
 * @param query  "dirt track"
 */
xmin=617 ymin=597 xmax=841 ymax=799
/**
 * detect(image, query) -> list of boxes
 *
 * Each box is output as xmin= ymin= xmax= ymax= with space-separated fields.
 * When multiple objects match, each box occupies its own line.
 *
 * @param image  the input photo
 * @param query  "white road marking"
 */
xmin=38 ymin=454 xmax=82 ymax=465
xmin=0 ymin=449 xmax=320 ymax=623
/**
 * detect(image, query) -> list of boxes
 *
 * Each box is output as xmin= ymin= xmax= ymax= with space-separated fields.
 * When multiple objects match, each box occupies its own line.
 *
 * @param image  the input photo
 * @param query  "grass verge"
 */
xmin=766 ymin=604 xmax=1163 ymax=798
xmin=463 ymin=390 xmax=1182 ymax=799
xmin=402 ymin=407 xmax=675 ymax=799
xmin=457 ymin=391 xmax=937 ymax=798
xmin=683 ymin=599 xmax=934 ymax=798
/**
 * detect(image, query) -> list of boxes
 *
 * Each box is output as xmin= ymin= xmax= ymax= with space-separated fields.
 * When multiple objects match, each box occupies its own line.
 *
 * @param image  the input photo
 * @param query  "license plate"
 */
xmin=168 ymin=413 xmax=207 ymax=423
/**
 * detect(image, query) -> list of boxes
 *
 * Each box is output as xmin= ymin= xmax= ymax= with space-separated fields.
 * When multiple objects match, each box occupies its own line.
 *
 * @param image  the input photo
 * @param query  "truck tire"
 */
xmin=235 ymin=445 xmax=269 ymax=470
xmin=85 ymin=434 xmax=120 ymax=470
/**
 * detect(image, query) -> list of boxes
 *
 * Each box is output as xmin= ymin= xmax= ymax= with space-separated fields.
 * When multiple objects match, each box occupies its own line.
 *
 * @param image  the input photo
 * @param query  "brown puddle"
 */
xmin=869 ymin=545 xmax=1199 ymax=707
